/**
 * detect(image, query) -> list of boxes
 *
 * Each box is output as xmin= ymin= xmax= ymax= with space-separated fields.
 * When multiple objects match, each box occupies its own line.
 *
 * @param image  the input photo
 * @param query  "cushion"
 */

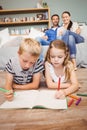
xmin=0 ymin=28 xmax=10 ymax=48
xmin=1 ymin=36 xmax=23 ymax=48
xmin=28 ymin=27 xmax=45 ymax=39
xmin=0 ymin=47 xmax=19 ymax=70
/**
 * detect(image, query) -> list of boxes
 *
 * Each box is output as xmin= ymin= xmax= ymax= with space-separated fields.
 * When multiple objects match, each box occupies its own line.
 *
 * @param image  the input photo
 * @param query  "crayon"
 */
xmin=68 ymin=98 xmax=74 ymax=107
xmin=0 ymin=87 xmax=10 ymax=93
xmin=77 ymin=93 xmax=87 ymax=97
xmin=0 ymin=88 xmax=15 ymax=95
xmin=75 ymin=98 xmax=81 ymax=105
xmin=68 ymin=94 xmax=79 ymax=100
xmin=58 ymin=76 xmax=61 ymax=90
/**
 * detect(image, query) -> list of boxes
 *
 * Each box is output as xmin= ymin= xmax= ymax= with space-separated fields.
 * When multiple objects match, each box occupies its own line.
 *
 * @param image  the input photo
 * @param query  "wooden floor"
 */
xmin=0 ymin=68 xmax=87 ymax=130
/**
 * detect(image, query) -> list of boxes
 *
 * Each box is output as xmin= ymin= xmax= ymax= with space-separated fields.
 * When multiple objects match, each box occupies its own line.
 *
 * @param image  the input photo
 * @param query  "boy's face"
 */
xmin=18 ymin=51 xmax=38 ymax=70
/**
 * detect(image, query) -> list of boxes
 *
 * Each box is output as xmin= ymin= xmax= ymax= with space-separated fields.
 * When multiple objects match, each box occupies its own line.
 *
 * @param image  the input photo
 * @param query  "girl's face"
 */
xmin=50 ymin=47 xmax=66 ymax=67
xmin=18 ymin=51 xmax=38 ymax=70
xmin=62 ymin=13 xmax=71 ymax=25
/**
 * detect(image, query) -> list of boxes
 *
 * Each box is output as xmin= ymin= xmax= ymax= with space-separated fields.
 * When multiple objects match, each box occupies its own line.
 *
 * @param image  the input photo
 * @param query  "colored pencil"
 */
xmin=58 ymin=76 xmax=61 ymax=90
xmin=68 ymin=98 xmax=74 ymax=107
xmin=75 ymin=98 xmax=81 ymax=105
xmin=77 ymin=93 xmax=87 ymax=97
xmin=0 ymin=88 xmax=15 ymax=95
xmin=68 ymin=94 xmax=79 ymax=100
xmin=0 ymin=88 xmax=10 ymax=93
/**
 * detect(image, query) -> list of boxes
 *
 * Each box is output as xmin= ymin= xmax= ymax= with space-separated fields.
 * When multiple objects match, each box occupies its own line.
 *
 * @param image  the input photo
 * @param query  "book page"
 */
xmin=0 ymin=90 xmax=39 ymax=109
xmin=0 ymin=89 xmax=67 ymax=109
xmin=34 ymin=90 xmax=67 ymax=109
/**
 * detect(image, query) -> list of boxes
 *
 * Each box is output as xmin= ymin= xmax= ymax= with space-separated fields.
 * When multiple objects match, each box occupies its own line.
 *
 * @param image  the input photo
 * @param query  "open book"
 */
xmin=0 ymin=89 xmax=67 ymax=109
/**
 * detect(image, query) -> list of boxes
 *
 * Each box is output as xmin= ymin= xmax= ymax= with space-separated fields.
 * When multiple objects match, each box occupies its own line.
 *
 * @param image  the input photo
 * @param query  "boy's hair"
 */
xmin=18 ymin=38 xmax=41 ymax=57
xmin=45 ymin=39 xmax=73 ymax=81
xmin=51 ymin=14 xmax=60 ymax=20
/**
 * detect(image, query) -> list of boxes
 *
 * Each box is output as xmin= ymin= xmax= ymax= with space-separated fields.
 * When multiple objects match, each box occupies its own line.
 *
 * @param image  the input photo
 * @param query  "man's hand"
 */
xmin=42 ymin=35 xmax=48 ymax=40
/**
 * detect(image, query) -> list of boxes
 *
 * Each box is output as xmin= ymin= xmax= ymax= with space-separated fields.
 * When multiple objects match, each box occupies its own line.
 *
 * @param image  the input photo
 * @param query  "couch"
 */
xmin=0 ymin=25 xmax=87 ymax=70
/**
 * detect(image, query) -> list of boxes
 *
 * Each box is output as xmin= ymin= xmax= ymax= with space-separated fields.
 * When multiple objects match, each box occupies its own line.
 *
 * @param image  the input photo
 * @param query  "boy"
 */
xmin=5 ymin=38 xmax=44 ymax=101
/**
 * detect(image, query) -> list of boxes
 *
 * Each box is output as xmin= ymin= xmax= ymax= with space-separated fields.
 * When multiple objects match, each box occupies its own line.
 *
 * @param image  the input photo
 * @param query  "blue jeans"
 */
xmin=35 ymin=37 xmax=50 ymax=46
xmin=58 ymin=30 xmax=84 ymax=59
xmin=61 ymin=32 xmax=76 ymax=58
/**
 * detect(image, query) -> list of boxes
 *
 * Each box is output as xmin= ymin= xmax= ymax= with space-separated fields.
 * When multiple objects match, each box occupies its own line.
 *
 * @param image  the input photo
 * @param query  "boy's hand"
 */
xmin=55 ymin=90 xmax=66 ymax=99
xmin=5 ymin=90 xmax=14 ymax=101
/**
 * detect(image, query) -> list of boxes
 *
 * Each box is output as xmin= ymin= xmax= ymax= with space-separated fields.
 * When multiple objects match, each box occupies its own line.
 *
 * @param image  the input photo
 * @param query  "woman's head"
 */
xmin=18 ymin=38 xmax=41 ymax=70
xmin=62 ymin=11 xmax=73 ymax=30
xmin=45 ymin=39 xmax=70 ymax=67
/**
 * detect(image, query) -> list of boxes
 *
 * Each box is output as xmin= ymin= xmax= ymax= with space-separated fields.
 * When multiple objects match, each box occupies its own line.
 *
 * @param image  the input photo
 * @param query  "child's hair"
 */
xmin=18 ymin=38 xmax=41 ymax=57
xmin=62 ymin=11 xmax=73 ymax=30
xmin=45 ymin=39 xmax=73 ymax=81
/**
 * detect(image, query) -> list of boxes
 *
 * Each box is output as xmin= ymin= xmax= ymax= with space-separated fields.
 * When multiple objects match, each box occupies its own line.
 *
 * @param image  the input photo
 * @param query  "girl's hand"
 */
xmin=5 ymin=90 xmax=14 ymax=101
xmin=55 ymin=90 xmax=66 ymax=99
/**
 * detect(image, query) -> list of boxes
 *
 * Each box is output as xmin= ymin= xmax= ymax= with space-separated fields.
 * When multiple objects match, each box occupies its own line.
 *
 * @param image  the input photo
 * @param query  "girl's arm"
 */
xmin=12 ymin=72 xmax=42 ymax=90
xmin=63 ymin=70 xmax=79 ymax=95
xmin=55 ymin=70 xmax=79 ymax=99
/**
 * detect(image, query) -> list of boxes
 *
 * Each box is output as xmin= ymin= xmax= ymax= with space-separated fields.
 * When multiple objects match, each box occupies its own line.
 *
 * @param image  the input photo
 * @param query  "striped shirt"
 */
xmin=5 ymin=54 xmax=44 ymax=84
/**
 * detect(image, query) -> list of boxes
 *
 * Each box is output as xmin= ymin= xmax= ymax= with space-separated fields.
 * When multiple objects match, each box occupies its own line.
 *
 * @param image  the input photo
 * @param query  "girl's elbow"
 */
xmin=46 ymin=82 xmax=53 ymax=89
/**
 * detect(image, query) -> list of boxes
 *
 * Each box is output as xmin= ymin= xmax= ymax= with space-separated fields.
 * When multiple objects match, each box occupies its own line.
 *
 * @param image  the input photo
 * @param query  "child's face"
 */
xmin=18 ymin=51 xmax=38 ymax=70
xmin=50 ymin=47 xmax=66 ymax=67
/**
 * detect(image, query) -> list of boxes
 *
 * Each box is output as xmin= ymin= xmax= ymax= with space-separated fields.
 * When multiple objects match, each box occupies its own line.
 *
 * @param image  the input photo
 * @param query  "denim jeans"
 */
xmin=35 ymin=37 xmax=50 ymax=45
xmin=57 ymin=30 xmax=84 ymax=59
xmin=61 ymin=31 xmax=76 ymax=58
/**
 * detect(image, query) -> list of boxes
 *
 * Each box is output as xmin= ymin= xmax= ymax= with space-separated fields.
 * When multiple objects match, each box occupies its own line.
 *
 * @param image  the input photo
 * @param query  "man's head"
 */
xmin=51 ymin=14 xmax=60 ymax=28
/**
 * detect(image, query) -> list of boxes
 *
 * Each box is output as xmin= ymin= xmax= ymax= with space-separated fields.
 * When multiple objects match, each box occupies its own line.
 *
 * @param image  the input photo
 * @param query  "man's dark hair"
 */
xmin=51 ymin=14 xmax=60 ymax=20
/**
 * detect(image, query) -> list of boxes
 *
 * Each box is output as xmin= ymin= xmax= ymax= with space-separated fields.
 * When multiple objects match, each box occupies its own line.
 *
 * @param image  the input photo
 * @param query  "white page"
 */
xmin=34 ymin=90 xmax=67 ymax=109
xmin=0 ymin=90 xmax=39 ymax=109
xmin=0 ymin=89 xmax=67 ymax=109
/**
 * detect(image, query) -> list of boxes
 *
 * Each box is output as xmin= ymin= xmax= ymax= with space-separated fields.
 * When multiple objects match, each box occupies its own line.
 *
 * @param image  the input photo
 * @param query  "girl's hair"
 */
xmin=62 ymin=11 xmax=73 ymax=30
xmin=45 ymin=39 xmax=73 ymax=81
xmin=18 ymin=38 xmax=41 ymax=57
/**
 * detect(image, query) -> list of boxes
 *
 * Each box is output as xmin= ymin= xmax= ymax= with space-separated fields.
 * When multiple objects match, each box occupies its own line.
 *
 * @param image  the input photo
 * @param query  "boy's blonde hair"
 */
xmin=18 ymin=38 xmax=41 ymax=57
xmin=45 ymin=39 xmax=74 ymax=81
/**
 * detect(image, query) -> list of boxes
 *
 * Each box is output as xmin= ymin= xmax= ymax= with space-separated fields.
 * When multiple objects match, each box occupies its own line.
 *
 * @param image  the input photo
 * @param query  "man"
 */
xmin=36 ymin=14 xmax=60 ymax=45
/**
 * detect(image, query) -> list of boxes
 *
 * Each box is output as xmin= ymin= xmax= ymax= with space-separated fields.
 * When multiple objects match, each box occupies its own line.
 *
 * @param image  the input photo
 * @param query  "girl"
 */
xmin=45 ymin=39 xmax=79 ymax=99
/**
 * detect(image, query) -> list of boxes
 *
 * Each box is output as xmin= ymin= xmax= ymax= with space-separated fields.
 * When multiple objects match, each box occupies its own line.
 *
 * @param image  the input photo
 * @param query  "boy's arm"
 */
xmin=5 ymin=72 xmax=13 ymax=90
xmin=12 ymin=72 xmax=42 ymax=90
xmin=4 ymin=72 xmax=14 ymax=101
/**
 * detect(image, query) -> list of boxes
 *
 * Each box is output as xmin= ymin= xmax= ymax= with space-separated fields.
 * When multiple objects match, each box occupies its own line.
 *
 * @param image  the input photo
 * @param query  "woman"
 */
xmin=61 ymin=11 xmax=84 ymax=70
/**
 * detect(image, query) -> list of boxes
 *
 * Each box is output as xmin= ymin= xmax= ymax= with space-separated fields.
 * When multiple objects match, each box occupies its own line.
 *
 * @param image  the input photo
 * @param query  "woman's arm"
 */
xmin=12 ymin=72 xmax=42 ymax=90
